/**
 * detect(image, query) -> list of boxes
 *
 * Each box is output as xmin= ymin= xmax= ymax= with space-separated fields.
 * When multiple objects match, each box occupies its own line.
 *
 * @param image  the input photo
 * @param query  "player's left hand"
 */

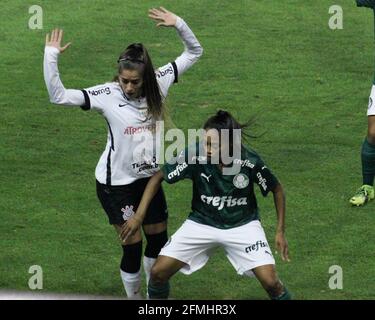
xmin=275 ymin=232 xmax=290 ymax=262
xmin=148 ymin=7 xmax=178 ymax=27
xmin=120 ymin=216 xmax=142 ymax=242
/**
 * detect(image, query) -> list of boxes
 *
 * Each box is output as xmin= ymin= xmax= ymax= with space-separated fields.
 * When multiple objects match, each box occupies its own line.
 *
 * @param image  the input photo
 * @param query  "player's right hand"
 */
xmin=45 ymin=29 xmax=71 ymax=53
xmin=120 ymin=216 xmax=142 ymax=243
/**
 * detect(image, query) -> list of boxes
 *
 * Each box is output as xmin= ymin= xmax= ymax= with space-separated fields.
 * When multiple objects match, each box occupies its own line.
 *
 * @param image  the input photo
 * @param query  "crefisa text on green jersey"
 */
xmin=131 ymin=121 xmax=249 ymax=171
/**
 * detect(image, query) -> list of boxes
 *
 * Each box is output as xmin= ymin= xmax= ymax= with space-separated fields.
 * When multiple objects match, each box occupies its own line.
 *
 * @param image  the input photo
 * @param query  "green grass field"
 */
xmin=1 ymin=0 xmax=374 ymax=299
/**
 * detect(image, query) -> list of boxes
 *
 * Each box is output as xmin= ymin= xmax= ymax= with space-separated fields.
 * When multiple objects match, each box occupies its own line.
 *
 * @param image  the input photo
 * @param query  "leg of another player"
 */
xmin=148 ymin=255 xmax=186 ymax=299
xmin=362 ymin=115 xmax=375 ymax=187
xmin=252 ymin=264 xmax=291 ymax=300
xmin=114 ymin=224 xmax=143 ymax=299
xmin=350 ymin=117 xmax=375 ymax=206
xmin=363 ymin=116 xmax=375 ymax=187
xmin=367 ymin=115 xmax=375 ymax=145
xmin=142 ymin=221 xmax=168 ymax=290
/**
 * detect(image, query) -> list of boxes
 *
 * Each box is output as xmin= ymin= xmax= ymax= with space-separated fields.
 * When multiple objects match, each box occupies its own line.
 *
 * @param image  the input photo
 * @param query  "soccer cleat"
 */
xmin=349 ymin=185 xmax=375 ymax=206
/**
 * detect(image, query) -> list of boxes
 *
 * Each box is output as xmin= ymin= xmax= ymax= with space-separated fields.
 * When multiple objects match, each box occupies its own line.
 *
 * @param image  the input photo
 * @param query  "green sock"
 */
xmin=361 ymin=138 xmax=375 ymax=186
xmin=272 ymin=287 xmax=292 ymax=300
xmin=148 ymin=280 xmax=170 ymax=299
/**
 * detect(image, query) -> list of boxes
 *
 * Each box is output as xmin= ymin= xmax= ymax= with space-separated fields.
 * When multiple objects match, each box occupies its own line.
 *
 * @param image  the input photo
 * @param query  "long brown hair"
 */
xmin=115 ymin=43 xmax=163 ymax=120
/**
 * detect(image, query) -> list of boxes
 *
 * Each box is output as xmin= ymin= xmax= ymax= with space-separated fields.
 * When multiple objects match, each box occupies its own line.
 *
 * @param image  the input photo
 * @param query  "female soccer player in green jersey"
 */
xmin=121 ymin=110 xmax=291 ymax=300
xmin=350 ymin=0 xmax=375 ymax=206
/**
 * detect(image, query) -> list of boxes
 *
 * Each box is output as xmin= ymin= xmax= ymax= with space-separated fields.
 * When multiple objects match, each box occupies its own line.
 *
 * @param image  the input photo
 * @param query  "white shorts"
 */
xmin=367 ymin=85 xmax=375 ymax=116
xmin=159 ymin=219 xmax=275 ymax=276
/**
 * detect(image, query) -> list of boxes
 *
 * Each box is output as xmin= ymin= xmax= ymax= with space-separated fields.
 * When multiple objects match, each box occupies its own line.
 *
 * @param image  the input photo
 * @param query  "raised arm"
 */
xmin=149 ymin=7 xmax=203 ymax=76
xmin=44 ymin=29 xmax=85 ymax=106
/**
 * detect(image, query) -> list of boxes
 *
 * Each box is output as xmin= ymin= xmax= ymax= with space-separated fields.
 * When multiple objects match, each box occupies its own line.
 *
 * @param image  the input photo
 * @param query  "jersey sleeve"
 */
xmin=43 ymin=46 xmax=109 ymax=112
xmin=252 ymin=158 xmax=279 ymax=197
xmin=161 ymin=148 xmax=193 ymax=184
xmin=80 ymin=84 xmax=114 ymax=113
xmin=44 ymin=46 xmax=86 ymax=107
xmin=155 ymin=17 xmax=203 ymax=98
xmin=156 ymin=63 xmax=178 ymax=99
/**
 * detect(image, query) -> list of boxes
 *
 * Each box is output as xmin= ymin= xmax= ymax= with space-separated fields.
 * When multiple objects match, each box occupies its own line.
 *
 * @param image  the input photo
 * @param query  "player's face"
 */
xmin=203 ymin=129 xmax=221 ymax=159
xmin=119 ymin=69 xmax=143 ymax=98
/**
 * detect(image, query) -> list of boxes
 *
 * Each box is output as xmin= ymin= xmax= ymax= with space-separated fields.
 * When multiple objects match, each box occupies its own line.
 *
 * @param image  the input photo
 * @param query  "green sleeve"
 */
xmin=356 ymin=0 xmax=375 ymax=9
xmin=253 ymin=159 xmax=279 ymax=197
xmin=162 ymin=148 xmax=193 ymax=184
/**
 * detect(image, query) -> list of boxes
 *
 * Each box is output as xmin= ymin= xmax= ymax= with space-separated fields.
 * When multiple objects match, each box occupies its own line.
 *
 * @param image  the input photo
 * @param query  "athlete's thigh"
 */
xmin=152 ymin=255 xmax=187 ymax=279
xmin=222 ymin=220 xmax=275 ymax=275
xmin=141 ymin=180 xmax=169 ymax=228
xmin=143 ymin=221 xmax=167 ymax=235
xmin=96 ymin=180 xmax=137 ymax=225
xmin=159 ymin=220 xmax=219 ymax=274
xmin=368 ymin=115 xmax=375 ymax=143
xmin=252 ymin=264 xmax=279 ymax=286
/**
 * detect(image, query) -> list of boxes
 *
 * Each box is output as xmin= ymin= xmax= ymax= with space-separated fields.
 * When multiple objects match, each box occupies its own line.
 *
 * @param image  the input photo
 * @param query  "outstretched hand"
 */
xmin=148 ymin=7 xmax=178 ymax=27
xmin=45 ymin=28 xmax=71 ymax=53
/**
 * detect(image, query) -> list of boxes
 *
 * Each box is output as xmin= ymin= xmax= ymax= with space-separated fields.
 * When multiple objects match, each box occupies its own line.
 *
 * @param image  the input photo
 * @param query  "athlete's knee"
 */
xmin=367 ymin=116 xmax=375 ymax=144
xmin=367 ymin=131 xmax=375 ymax=145
xmin=144 ymin=230 xmax=168 ymax=258
xmin=150 ymin=263 xmax=170 ymax=284
xmin=261 ymin=277 xmax=283 ymax=297
xmin=120 ymin=241 xmax=142 ymax=273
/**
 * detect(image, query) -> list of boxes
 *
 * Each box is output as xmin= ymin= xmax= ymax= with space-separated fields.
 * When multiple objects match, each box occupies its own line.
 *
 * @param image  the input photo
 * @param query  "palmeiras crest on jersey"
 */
xmin=233 ymin=173 xmax=249 ymax=189
xmin=121 ymin=205 xmax=135 ymax=221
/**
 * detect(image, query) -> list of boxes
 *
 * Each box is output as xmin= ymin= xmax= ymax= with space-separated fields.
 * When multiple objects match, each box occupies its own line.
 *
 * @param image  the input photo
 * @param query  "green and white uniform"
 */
xmin=159 ymin=144 xmax=279 ymax=275
xmin=356 ymin=0 xmax=375 ymax=115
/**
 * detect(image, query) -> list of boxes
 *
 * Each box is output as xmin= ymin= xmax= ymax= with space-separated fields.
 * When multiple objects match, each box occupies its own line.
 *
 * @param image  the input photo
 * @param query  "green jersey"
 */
xmin=162 ymin=144 xmax=279 ymax=229
xmin=356 ymin=1 xmax=375 ymax=82
xmin=356 ymin=0 xmax=375 ymax=9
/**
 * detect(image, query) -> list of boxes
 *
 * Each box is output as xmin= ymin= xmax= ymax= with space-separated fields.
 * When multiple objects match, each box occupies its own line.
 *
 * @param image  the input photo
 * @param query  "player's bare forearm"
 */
xmin=135 ymin=170 xmax=165 ymax=222
xmin=272 ymin=183 xmax=286 ymax=234
xmin=272 ymin=183 xmax=290 ymax=261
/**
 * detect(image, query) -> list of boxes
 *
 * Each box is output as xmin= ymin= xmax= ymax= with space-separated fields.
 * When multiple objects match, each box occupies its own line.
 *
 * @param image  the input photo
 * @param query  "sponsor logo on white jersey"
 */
xmin=257 ymin=172 xmax=267 ymax=191
xmin=132 ymin=157 xmax=158 ymax=173
xmin=201 ymin=195 xmax=248 ymax=211
xmin=124 ymin=124 xmax=156 ymax=135
xmin=88 ymin=87 xmax=111 ymax=96
xmin=157 ymin=66 xmax=174 ymax=78
xmin=168 ymin=162 xmax=188 ymax=179
xmin=121 ymin=205 xmax=135 ymax=221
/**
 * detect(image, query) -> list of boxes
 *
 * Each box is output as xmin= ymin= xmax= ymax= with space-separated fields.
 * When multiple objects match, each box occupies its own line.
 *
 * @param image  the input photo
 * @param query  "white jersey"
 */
xmin=44 ymin=17 xmax=203 ymax=185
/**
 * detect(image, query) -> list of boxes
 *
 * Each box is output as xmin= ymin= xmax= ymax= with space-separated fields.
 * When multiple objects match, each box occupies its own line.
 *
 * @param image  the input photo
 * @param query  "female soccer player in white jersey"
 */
xmin=121 ymin=110 xmax=291 ymax=300
xmin=43 ymin=7 xmax=203 ymax=298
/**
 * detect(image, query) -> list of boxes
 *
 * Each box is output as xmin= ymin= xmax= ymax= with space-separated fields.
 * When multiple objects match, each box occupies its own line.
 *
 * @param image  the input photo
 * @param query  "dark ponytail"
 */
xmin=203 ymin=110 xmax=255 ymax=141
xmin=116 ymin=43 xmax=163 ymax=120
